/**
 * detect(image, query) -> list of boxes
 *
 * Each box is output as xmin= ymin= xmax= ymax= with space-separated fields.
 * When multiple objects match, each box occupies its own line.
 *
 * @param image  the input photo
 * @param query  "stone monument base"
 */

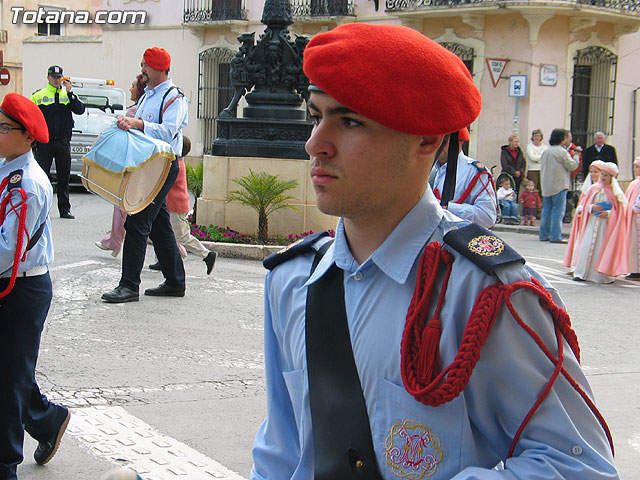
xmin=196 ymin=155 xmax=338 ymax=238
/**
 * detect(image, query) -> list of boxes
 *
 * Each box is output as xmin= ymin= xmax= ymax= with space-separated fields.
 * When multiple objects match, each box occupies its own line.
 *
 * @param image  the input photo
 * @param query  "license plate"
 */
xmin=71 ymin=145 xmax=91 ymax=154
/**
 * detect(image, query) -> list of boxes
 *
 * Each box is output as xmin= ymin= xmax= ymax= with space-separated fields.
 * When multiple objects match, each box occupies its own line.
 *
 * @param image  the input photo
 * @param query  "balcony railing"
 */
xmin=385 ymin=0 xmax=640 ymax=13
xmin=291 ymin=0 xmax=356 ymax=17
xmin=183 ymin=0 xmax=247 ymax=23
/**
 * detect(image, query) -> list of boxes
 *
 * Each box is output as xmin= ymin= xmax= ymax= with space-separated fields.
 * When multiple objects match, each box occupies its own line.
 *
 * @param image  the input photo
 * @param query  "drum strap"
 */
xmin=306 ymin=243 xmax=383 ymax=480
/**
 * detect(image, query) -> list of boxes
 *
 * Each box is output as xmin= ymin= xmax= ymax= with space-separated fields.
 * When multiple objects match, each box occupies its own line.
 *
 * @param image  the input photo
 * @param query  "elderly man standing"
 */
xmin=540 ymin=128 xmax=579 ymax=243
xmin=101 ymin=47 xmax=188 ymax=303
xmin=581 ymin=131 xmax=617 ymax=180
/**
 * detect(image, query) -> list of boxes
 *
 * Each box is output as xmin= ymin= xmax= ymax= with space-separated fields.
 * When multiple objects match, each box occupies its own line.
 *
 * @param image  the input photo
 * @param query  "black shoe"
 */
xmin=572 ymin=276 xmax=586 ymax=282
xmin=204 ymin=251 xmax=218 ymax=275
xmin=148 ymin=262 xmax=161 ymax=271
xmin=626 ymin=273 xmax=640 ymax=279
xmin=101 ymin=285 xmax=139 ymax=303
xmin=60 ymin=212 xmax=75 ymax=219
xmin=34 ymin=409 xmax=70 ymax=465
xmin=144 ymin=282 xmax=185 ymax=297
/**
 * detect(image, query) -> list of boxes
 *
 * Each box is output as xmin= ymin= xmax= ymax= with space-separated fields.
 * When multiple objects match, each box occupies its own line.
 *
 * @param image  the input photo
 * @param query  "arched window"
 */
xmin=570 ymin=46 xmax=617 ymax=150
xmin=439 ymin=42 xmax=474 ymax=75
xmin=198 ymin=47 xmax=235 ymax=154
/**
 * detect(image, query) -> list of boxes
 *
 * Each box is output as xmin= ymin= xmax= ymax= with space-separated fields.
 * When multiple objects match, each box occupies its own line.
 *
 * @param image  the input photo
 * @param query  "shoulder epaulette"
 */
xmin=263 ymin=231 xmax=331 ymax=270
xmin=7 ymin=169 xmax=24 ymax=191
xmin=443 ymin=223 xmax=524 ymax=275
xmin=470 ymin=160 xmax=488 ymax=173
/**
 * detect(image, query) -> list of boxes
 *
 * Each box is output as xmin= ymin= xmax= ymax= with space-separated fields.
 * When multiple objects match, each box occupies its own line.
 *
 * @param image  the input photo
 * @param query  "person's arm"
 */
xmin=64 ymin=79 xmax=85 ymax=115
xmin=251 ymin=272 xmax=302 ymax=479
xmin=451 ymin=273 xmax=617 ymax=479
xmin=610 ymin=145 xmax=618 ymax=165
xmin=0 ymin=187 xmax=46 ymax=273
xmin=525 ymin=144 xmax=542 ymax=166
xmin=633 ymin=193 xmax=640 ymax=213
xmin=447 ymin=172 xmax=497 ymax=229
xmin=562 ymin=149 xmax=579 ymax=172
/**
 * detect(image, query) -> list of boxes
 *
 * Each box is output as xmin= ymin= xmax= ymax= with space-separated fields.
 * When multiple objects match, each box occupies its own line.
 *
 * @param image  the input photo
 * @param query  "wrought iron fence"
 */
xmin=385 ymin=0 xmax=640 ymax=12
xmin=184 ymin=0 xmax=247 ymax=23
xmin=291 ymin=0 xmax=356 ymax=17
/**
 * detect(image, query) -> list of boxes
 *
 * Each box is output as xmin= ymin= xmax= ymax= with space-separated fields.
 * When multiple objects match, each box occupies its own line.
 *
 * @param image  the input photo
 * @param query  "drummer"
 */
xmin=0 ymin=93 xmax=70 ymax=479
xmin=101 ymin=47 xmax=189 ymax=303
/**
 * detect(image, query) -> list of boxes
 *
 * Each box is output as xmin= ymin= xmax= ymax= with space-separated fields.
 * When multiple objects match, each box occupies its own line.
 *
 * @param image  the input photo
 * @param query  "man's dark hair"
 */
xmin=549 ymin=128 xmax=569 ymax=146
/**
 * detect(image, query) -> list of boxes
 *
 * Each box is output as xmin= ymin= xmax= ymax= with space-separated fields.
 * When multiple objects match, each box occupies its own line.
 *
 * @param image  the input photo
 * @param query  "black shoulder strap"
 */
xmin=159 ymin=86 xmax=184 ymax=122
xmin=263 ymin=231 xmax=331 ymax=270
xmin=306 ymin=256 xmax=382 ymax=479
xmin=443 ymin=223 xmax=524 ymax=275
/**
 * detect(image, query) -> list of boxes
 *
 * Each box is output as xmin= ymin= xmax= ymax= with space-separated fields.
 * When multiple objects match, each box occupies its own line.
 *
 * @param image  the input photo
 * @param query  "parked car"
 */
xmin=50 ymin=77 xmax=126 ymax=185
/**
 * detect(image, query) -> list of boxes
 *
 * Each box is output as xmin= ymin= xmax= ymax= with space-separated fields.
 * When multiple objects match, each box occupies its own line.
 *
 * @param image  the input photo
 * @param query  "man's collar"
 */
xmin=307 ymin=189 xmax=443 ymax=286
xmin=144 ymin=79 xmax=172 ymax=95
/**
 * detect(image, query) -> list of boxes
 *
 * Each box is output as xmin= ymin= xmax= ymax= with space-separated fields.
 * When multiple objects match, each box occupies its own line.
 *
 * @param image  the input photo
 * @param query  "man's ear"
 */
xmin=417 ymin=135 xmax=444 ymax=156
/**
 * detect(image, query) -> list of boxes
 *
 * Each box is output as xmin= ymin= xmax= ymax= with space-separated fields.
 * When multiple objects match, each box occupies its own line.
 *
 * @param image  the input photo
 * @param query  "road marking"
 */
xmin=629 ymin=434 xmax=640 ymax=454
xmin=50 ymin=259 xmax=104 ymax=271
xmin=68 ymin=406 xmax=247 ymax=479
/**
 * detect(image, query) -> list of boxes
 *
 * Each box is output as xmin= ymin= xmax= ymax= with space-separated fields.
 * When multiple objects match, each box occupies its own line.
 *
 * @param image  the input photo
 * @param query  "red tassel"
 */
xmin=417 ymin=317 xmax=441 ymax=384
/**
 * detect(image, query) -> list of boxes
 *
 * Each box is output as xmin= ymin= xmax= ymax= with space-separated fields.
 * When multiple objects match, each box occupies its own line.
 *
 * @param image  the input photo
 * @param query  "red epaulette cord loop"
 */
xmin=400 ymin=242 xmax=614 ymax=459
xmin=0 ymin=175 xmax=30 ymax=297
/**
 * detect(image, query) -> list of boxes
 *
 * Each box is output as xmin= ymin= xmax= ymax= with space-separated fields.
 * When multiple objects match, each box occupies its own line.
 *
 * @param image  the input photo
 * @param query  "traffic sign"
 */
xmin=486 ymin=58 xmax=508 ymax=88
xmin=509 ymin=75 xmax=528 ymax=97
xmin=0 ymin=68 xmax=10 ymax=86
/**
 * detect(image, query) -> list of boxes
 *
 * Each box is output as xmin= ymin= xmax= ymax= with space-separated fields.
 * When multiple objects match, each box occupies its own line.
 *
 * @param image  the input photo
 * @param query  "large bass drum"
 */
xmin=81 ymin=125 xmax=176 ymax=214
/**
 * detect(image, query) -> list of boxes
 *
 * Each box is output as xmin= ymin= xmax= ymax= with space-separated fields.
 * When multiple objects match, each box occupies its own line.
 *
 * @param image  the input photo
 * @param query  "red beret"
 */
xmin=144 ymin=47 xmax=171 ymax=71
xmin=0 ymin=93 xmax=49 ymax=143
xmin=303 ymin=23 xmax=481 ymax=136
xmin=459 ymin=127 xmax=470 ymax=142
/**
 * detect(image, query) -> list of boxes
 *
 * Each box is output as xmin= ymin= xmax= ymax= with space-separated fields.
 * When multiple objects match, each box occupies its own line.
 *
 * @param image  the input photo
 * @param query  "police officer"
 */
xmin=0 ymin=93 xmax=70 ymax=480
xmin=30 ymin=65 xmax=85 ymax=219
xmin=251 ymin=24 xmax=617 ymax=479
xmin=431 ymin=128 xmax=497 ymax=229
xmin=101 ymin=47 xmax=188 ymax=303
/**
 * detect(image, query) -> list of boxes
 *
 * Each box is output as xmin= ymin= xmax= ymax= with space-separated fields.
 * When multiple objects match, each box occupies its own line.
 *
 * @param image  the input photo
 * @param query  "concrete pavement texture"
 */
xmin=15 ymin=192 xmax=639 ymax=479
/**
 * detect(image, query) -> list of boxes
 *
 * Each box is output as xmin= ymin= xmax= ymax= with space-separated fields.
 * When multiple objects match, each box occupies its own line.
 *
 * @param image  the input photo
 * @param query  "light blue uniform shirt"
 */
xmin=432 ymin=152 xmax=497 ymax=229
xmin=0 ymin=150 xmax=53 ymax=276
xmin=251 ymin=188 xmax=617 ymax=479
xmin=135 ymin=79 xmax=188 ymax=155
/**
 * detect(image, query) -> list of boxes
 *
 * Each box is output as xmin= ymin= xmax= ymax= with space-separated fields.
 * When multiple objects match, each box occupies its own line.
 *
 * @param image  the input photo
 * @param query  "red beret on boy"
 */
xmin=459 ymin=127 xmax=470 ymax=142
xmin=0 ymin=93 xmax=49 ymax=143
xmin=303 ymin=23 xmax=481 ymax=136
xmin=143 ymin=47 xmax=171 ymax=71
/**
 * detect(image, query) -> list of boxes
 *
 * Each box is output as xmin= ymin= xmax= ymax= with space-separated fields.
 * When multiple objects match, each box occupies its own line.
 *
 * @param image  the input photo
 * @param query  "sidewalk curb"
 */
xmin=201 ymin=223 xmax=571 ymax=262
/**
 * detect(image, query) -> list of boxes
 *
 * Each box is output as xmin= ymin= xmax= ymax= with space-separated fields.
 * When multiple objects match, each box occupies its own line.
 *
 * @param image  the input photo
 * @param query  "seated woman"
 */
xmin=564 ymin=162 xmax=628 ymax=283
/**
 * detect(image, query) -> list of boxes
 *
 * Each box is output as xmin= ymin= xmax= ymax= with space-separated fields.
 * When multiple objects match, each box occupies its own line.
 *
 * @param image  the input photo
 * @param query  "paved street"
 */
xmin=18 ymin=192 xmax=640 ymax=479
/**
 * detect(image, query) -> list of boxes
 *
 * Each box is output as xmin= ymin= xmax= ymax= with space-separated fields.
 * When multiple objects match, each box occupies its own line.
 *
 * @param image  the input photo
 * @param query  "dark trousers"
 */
xmin=34 ymin=138 xmax=72 ymax=215
xmin=0 ymin=274 xmax=68 ymax=480
xmin=120 ymin=160 xmax=185 ymax=291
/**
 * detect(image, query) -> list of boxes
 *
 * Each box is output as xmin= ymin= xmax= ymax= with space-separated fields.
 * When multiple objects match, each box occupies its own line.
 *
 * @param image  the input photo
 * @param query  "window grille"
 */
xmin=570 ymin=46 xmax=617 ymax=150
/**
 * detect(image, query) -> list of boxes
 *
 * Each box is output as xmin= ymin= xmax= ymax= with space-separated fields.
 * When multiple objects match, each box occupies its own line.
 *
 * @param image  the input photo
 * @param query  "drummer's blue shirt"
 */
xmin=135 ymin=79 xmax=189 ymax=155
xmin=0 ymin=151 xmax=54 ymax=275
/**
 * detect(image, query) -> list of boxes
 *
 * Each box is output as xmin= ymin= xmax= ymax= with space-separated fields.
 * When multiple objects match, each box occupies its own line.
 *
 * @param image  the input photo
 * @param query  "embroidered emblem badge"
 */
xmin=10 ymin=174 xmax=21 ymax=184
xmin=277 ymin=237 xmax=304 ymax=255
xmin=468 ymin=235 xmax=504 ymax=256
xmin=385 ymin=420 xmax=444 ymax=478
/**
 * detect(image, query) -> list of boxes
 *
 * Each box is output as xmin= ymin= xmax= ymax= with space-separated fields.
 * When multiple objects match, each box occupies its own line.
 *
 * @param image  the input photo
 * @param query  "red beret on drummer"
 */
xmin=303 ymin=23 xmax=481 ymax=136
xmin=143 ymin=47 xmax=171 ymax=71
xmin=0 ymin=93 xmax=49 ymax=143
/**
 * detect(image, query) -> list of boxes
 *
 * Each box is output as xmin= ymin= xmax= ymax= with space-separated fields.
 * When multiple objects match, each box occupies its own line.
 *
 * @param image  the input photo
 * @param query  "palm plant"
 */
xmin=226 ymin=169 xmax=299 ymax=242
xmin=185 ymin=160 xmax=204 ymax=219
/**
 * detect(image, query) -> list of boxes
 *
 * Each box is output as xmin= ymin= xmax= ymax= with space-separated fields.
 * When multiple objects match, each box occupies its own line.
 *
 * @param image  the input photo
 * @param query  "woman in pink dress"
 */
xmin=564 ymin=162 xmax=628 ymax=283
xmin=625 ymin=157 xmax=640 ymax=279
